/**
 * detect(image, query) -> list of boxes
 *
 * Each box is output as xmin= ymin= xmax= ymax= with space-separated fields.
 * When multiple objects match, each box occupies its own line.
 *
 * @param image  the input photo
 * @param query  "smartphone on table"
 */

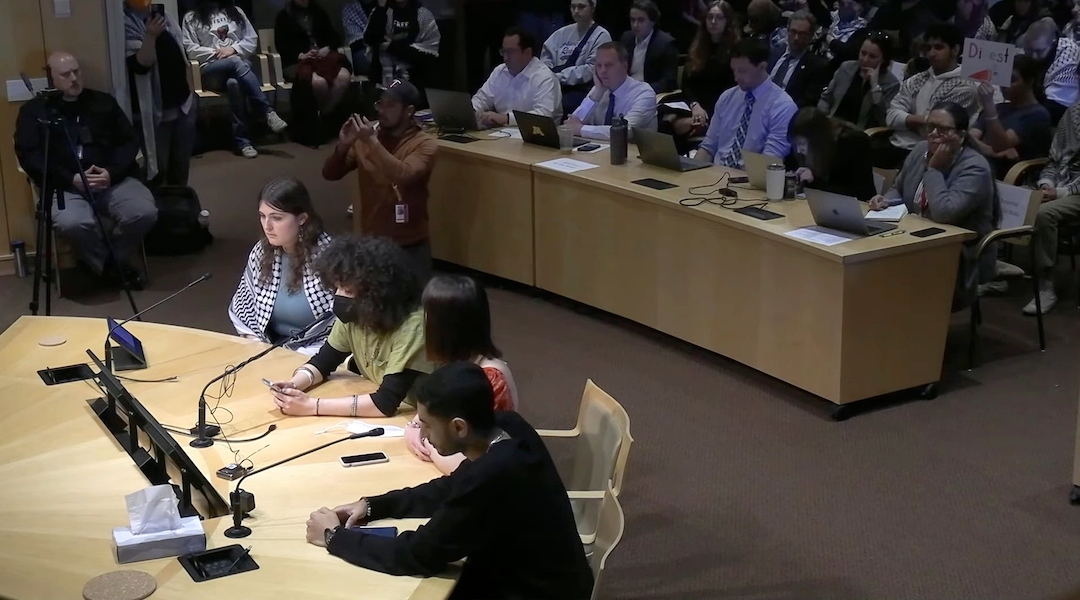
xmin=340 ymin=452 xmax=390 ymax=467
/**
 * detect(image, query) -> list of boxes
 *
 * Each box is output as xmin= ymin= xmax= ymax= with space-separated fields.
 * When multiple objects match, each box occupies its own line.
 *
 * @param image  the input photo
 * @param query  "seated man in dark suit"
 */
xmin=305 ymin=361 xmax=594 ymax=600
xmin=768 ymin=10 xmax=832 ymax=108
xmin=619 ymin=0 xmax=679 ymax=93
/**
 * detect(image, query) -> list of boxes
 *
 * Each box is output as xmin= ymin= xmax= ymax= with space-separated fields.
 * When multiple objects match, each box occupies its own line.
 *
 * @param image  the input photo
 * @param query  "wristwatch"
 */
xmin=324 ymin=525 xmax=343 ymax=547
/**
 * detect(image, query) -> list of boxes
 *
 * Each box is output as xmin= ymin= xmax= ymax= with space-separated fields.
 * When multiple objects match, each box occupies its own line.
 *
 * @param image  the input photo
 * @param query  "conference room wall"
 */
xmin=0 ymin=0 xmax=111 ymax=270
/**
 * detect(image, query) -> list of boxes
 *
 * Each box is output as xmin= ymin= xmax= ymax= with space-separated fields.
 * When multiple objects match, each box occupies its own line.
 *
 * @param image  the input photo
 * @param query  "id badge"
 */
xmin=395 ymin=203 xmax=408 ymax=224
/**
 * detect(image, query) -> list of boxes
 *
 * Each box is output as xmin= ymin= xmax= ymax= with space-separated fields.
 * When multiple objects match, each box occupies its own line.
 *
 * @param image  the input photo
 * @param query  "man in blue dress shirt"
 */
xmin=566 ymin=41 xmax=658 ymax=140
xmin=697 ymin=38 xmax=798 ymax=168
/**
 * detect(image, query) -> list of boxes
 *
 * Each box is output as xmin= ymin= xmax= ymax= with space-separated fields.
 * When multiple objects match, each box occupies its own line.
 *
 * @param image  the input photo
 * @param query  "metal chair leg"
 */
xmin=968 ymin=298 xmax=981 ymax=369
xmin=1031 ymin=233 xmax=1047 ymax=350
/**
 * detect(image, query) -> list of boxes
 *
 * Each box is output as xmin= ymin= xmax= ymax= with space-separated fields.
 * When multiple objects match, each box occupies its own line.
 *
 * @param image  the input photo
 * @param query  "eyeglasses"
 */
xmin=498 ymin=47 xmax=522 ymax=57
xmin=923 ymin=123 xmax=958 ymax=135
xmin=706 ymin=14 xmax=726 ymax=22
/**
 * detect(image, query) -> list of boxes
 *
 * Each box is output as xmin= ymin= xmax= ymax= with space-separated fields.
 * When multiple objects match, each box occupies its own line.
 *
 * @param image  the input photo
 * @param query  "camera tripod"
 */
xmin=29 ymin=98 xmax=139 ymax=317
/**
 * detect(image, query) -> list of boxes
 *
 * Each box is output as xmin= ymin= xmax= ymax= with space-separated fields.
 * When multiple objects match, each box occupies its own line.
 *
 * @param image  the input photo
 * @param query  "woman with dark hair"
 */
xmin=270 ymin=235 xmax=434 ymax=417
xmin=818 ymin=32 xmax=900 ymax=128
xmin=997 ymin=0 xmax=1042 ymax=44
xmin=745 ymin=0 xmax=785 ymax=52
xmin=668 ymin=1 xmax=737 ymax=137
xmin=404 ymin=275 xmax=519 ymax=473
xmin=182 ymin=0 xmax=288 ymax=158
xmin=789 ymin=107 xmax=877 ymax=200
xmin=954 ymin=0 xmax=997 ymax=39
xmin=229 ymin=178 xmax=334 ymax=354
xmin=274 ymin=0 xmax=352 ymax=117
xmin=870 ymin=101 xmax=999 ymax=309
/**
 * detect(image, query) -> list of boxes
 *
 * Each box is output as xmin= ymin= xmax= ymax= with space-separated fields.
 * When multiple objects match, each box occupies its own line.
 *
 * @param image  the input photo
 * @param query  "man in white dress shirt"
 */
xmin=566 ymin=41 xmax=657 ymax=140
xmin=471 ymin=27 xmax=563 ymax=129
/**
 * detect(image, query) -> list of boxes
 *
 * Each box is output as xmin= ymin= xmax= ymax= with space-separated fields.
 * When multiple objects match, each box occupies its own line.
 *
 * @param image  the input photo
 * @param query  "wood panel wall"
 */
xmin=0 ymin=0 xmax=111 ymax=268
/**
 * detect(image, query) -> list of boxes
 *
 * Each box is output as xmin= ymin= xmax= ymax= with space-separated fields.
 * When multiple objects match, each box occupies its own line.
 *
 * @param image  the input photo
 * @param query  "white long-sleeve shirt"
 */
xmin=571 ymin=76 xmax=657 ymax=140
xmin=540 ymin=22 xmax=612 ymax=87
xmin=181 ymin=7 xmax=258 ymax=67
xmin=471 ymin=57 xmax=562 ymax=126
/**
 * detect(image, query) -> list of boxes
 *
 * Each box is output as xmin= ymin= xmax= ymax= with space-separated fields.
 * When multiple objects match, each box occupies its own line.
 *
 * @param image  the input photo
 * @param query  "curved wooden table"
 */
xmin=0 ymin=316 xmax=456 ymax=600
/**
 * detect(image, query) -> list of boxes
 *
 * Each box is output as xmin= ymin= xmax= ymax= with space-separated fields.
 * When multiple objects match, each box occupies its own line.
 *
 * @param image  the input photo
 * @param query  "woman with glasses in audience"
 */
xmin=404 ymin=275 xmax=519 ymax=474
xmin=182 ymin=0 xmax=289 ymax=159
xmin=269 ymin=235 xmax=435 ymax=417
xmin=230 ymin=178 xmax=334 ymax=355
xmin=870 ymin=101 xmax=999 ymax=310
xmin=818 ymin=32 xmax=899 ymax=129
xmin=790 ymin=107 xmax=877 ymax=200
xmin=667 ymin=1 xmax=738 ymax=138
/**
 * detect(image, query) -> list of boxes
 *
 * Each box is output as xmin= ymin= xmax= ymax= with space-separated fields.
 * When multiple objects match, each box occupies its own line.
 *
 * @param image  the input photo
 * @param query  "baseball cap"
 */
xmin=380 ymin=79 xmax=422 ymax=108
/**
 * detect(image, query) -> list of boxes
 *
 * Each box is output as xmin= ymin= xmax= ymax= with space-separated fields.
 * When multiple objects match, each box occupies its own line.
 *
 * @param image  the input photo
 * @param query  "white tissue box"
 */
xmin=113 ymin=516 xmax=206 ymax=564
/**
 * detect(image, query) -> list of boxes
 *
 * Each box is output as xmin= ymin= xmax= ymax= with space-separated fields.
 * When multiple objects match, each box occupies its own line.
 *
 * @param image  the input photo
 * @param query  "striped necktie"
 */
xmin=720 ymin=91 xmax=755 ymax=169
xmin=604 ymin=92 xmax=616 ymax=126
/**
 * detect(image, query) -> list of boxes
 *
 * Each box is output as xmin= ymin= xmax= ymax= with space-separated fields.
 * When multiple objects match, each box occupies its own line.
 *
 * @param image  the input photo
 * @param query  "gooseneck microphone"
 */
xmin=104 ymin=273 xmax=212 ymax=369
xmin=189 ymin=312 xmax=331 ymax=449
xmin=224 ymin=428 xmax=385 ymax=538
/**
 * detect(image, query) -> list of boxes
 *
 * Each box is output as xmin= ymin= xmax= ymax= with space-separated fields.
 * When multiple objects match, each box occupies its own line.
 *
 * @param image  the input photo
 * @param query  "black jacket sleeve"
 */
xmin=364 ymin=5 xmax=388 ymax=46
xmin=275 ymin=10 xmax=307 ymax=69
xmin=14 ymin=100 xmax=50 ymax=188
xmin=306 ymin=340 xmax=351 ymax=378
xmin=653 ymin=33 xmax=679 ymax=94
xmin=369 ymin=369 xmax=421 ymax=416
xmin=327 ymin=468 xmax=483 ymax=576
xmin=100 ymin=95 xmax=138 ymax=184
xmin=315 ymin=6 xmax=343 ymax=49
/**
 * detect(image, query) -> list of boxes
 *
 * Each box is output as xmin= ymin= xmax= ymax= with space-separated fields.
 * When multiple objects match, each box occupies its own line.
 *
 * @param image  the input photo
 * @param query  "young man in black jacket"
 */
xmin=305 ymin=361 xmax=594 ymax=600
xmin=15 ymin=52 xmax=157 ymax=289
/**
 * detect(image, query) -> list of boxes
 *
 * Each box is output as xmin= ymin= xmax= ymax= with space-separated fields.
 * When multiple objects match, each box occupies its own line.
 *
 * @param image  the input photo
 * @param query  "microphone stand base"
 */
xmin=224 ymin=524 xmax=252 ymax=539
xmin=188 ymin=424 xmax=221 ymax=448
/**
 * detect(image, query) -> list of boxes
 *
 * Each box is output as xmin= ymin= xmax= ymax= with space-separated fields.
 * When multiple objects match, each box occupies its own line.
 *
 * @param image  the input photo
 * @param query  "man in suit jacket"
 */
xmin=768 ymin=10 xmax=832 ymax=108
xmin=619 ymin=0 xmax=679 ymax=93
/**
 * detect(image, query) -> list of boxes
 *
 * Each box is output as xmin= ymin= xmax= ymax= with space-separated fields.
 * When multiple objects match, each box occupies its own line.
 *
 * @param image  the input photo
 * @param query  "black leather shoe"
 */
xmin=119 ymin=264 xmax=147 ymax=291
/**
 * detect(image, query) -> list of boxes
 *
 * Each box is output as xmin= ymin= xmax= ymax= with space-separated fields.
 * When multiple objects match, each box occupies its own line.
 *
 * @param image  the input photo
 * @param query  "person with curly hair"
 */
xmin=229 ymin=178 xmax=334 ymax=355
xmin=269 ymin=234 xmax=434 ymax=417
xmin=405 ymin=275 xmax=519 ymax=474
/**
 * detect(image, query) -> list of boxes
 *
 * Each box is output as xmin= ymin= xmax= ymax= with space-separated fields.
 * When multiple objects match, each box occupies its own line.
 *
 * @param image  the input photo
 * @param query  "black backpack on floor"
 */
xmin=145 ymin=185 xmax=213 ymax=256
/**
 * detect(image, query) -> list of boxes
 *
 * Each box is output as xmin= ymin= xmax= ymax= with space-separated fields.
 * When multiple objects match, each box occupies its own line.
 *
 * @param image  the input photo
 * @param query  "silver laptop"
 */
xmin=742 ymin=150 xmax=782 ymax=190
xmin=634 ymin=128 xmax=711 ymax=172
xmin=806 ymin=189 xmax=897 ymax=236
xmin=426 ymin=88 xmax=478 ymax=131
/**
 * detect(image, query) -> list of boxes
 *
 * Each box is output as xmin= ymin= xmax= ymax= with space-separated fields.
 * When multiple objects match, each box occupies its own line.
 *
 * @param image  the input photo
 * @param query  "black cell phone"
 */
xmin=576 ymin=143 xmax=601 ymax=152
xmin=729 ymin=176 xmax=749 ymax=184
xmin=38 ymin=363 xmax=94 ymax=385
xmin=150 ymin=3 xmax=166 ymax=18
xmin=734 ymin=205 xmax=783 ymax=220
xmin=340 ymin=452 xmax=389 ymax=467
xmin=911 ymin=227 xmax=946 ymax=238
xmin=632 ymin=178 xmax=676 ymax=190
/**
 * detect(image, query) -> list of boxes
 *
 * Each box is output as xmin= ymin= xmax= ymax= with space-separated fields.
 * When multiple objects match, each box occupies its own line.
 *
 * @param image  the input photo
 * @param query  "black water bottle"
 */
xmin=610 ymin=114 xmax=628 ymax=165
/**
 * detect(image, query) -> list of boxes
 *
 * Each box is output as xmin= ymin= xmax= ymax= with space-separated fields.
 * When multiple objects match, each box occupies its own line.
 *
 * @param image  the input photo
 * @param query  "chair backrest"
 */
xmin=567 ymin=380 xmax=633 ymax=536
xmin=259 ymin=28 xmax=276 ymax=53
xmin=589 ymin=483 xmax=625 ymax=600
xmin=873 ymin=167 xmax=897 ymax=196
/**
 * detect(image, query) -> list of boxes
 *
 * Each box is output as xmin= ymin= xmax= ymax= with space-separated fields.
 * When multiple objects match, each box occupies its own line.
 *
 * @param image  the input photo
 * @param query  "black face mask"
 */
xmin=333 ymin=295 xmax=360 ymax=324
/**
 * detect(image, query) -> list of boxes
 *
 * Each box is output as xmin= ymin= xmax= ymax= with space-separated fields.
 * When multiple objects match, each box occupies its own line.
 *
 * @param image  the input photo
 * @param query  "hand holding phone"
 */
xmin=261 ymin=377 xmax=283 ymax=393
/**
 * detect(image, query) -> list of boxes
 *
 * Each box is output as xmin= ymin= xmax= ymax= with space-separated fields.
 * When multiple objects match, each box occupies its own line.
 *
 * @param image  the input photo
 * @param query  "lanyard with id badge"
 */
xmin=393 ymin=184 xmax=408 ymax=224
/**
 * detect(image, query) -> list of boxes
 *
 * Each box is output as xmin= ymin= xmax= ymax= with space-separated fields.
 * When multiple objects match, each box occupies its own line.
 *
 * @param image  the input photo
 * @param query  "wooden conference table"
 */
xmin=427 ymin=134 xmax=973 ymax=407
xmin=0 ymin=316 xmax=457 ymax=600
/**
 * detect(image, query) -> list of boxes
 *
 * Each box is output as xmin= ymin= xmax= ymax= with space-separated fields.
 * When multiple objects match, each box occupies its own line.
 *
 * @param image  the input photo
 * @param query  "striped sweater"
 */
xmin=1038 ymin=103 xmax=1080 ymax=198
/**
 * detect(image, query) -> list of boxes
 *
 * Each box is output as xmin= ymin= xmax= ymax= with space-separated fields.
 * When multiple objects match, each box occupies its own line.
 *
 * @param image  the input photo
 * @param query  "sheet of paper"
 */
xmin=961 ymin=38 xmax=1016 ymax=86
xmin=494 ymin=127 xmax=522 ymax=139
xmin=784 ymin=226 xmax=859 ymax=247
xmin=536 ymin=158 xmax=599 ymax=173
xmin=662 ymin=101 xmax=691 ymax=112
xmin=866 ymin=204 xmax=908 ymax=221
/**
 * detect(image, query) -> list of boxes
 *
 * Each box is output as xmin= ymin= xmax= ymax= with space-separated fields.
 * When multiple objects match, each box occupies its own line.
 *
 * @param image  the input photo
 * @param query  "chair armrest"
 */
xmin=254 ymin=53 xmax=275 ymax=92
xmin=656 ymin=90 xmax=682 ymax=103
xmin=567 ymin=490 xmax=606 ymax=500
xmin=535 ymin=428 xmax=581 ymax=438
xmin=977 ymin=226 xmax=1034 ymax=255
xmin=189 ymin=60 xmax=219 ymax=98
xmin=1003 ymin=158 xmax=1048 ymax=186
xmin=864 ymin=127 xmax=892 ymax=140
xmin=266 ymin=51 xmax=292 ymax=89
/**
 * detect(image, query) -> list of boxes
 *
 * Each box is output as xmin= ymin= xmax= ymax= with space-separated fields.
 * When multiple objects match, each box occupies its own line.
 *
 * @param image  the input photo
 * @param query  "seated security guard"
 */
xmin=15 ymin=51 xmax=157 ymax=289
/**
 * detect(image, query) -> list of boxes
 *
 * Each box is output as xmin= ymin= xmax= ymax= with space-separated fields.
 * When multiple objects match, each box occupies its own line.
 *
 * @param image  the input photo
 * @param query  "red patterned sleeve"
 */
xmin=483 ymin=366 xmax=514 ymax=411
